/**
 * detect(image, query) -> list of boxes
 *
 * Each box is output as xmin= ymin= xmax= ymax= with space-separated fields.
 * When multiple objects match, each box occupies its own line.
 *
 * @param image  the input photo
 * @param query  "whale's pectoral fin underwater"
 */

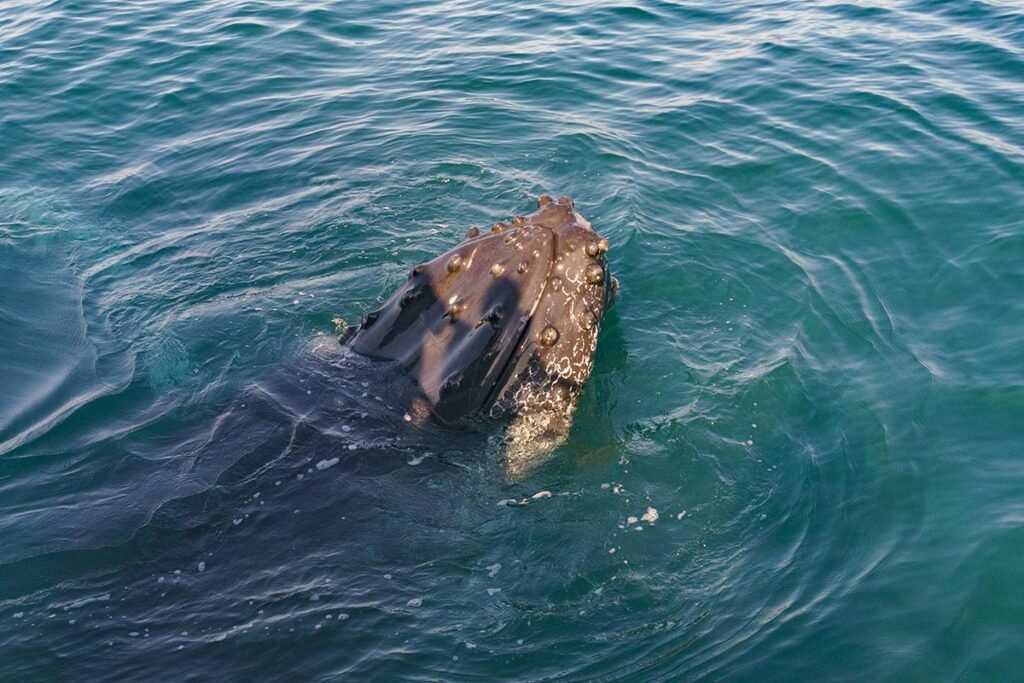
xmin=342 ymin=195 xmax=618 ymax=473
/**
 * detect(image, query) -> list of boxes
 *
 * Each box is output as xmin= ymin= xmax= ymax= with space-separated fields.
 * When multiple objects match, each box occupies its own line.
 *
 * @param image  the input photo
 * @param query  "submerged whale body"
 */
xmin=341 ymin=195 xmax=617 ymax=464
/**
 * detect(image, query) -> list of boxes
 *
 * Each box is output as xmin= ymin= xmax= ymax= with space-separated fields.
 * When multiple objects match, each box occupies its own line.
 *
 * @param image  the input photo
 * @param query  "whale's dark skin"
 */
xmin=341 ymin=195 xmax=617 ymax=466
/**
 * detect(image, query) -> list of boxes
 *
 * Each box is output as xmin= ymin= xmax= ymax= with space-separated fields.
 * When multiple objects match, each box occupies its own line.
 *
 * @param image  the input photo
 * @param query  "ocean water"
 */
xmin=1 ymin=0 xmax=1022 ymax=679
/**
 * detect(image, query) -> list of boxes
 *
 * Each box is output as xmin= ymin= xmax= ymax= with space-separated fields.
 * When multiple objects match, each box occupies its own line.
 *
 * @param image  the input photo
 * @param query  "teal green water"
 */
xmin=2 ymin=1 xmax=1023 ymax=680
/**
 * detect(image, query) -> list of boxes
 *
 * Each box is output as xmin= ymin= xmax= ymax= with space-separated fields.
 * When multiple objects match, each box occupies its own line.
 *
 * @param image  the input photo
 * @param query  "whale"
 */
xmin=341 ymin=195 xmax=617 ymax=467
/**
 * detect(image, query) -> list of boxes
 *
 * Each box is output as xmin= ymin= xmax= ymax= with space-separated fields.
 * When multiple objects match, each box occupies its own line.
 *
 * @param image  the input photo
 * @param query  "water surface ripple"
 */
xmin=1 ymin=0 xmax=1022 ymax=680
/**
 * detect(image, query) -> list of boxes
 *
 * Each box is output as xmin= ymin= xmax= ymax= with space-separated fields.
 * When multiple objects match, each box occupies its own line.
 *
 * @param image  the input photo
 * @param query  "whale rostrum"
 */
xmin=342 ymin=195 xmax=617 ymax=464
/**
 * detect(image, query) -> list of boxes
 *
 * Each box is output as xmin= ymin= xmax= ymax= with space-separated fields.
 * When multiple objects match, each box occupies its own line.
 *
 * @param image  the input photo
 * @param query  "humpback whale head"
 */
xmin=343 ymin=195 xmax=617 ymax=453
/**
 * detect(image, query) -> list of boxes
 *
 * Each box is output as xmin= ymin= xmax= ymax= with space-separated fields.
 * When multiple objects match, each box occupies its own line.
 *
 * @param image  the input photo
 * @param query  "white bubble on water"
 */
xmin=407 ymin=598 xmax=422 ymax=607
xmin=315 ymin=458 xmax=339 ymax=470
